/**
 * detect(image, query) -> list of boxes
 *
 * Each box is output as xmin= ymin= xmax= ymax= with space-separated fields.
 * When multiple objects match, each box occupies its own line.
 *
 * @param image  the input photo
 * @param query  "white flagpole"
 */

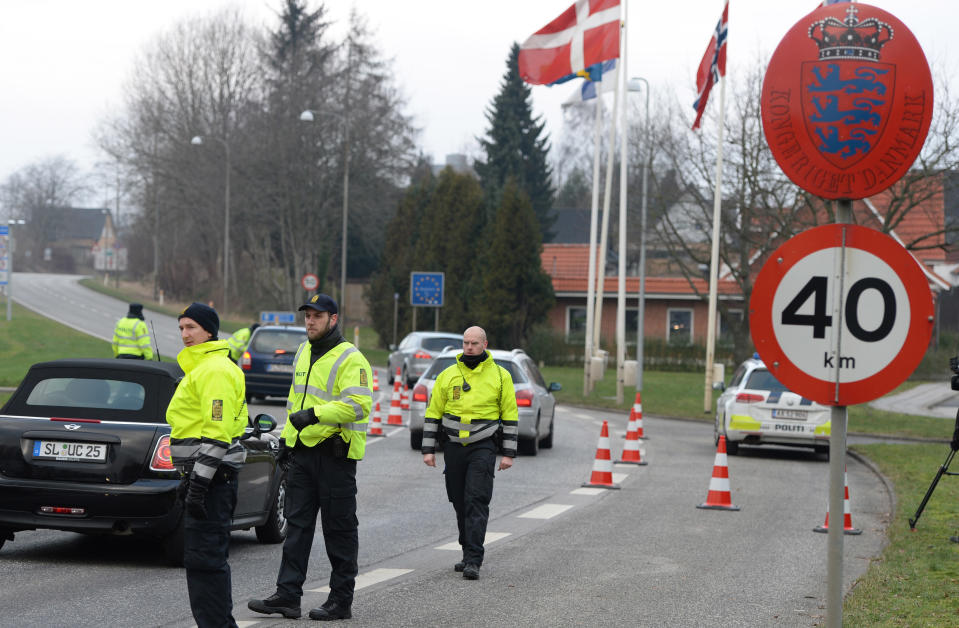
xmin=591 ymin=66 xmax=620 ymax=363
xmin=615 ymin=6 xmax=629 ymax=405
xmin=584 ymin=96 xmax=603 ymax=395
xmin=703 ymin=71 xmax=727 ymax=413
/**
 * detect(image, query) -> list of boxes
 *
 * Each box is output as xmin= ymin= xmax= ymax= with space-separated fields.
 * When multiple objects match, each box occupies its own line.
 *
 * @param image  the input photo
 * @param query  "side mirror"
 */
xmin=712 ymin=381 xmax=726 ymax=392
xmin=388 ymin=344 xmax=397 ymax=351
xmin=241 ymin=412 xmax=277 ymax=439
xmin=548 ymin=382 xmax=562 ymax=392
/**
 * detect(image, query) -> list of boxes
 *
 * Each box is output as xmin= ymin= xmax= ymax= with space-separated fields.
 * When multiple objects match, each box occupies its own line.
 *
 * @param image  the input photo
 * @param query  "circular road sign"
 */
xmin=301 ymin=273 xmax=319 ymax=291
xmin=761 ymin=2 xmax=932 ymax=199
xmin=750 ymin=224 xmax=933 ymax=406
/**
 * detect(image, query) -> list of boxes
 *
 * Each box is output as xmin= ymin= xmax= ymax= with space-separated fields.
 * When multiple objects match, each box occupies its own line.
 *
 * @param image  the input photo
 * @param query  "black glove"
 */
xmin=289 ymin=407 xmax=318 ymax=431
xmin=176 ymin=476 xmax=190 ymax=502
xmin=277 ymin=441 xmax=293 ymax=472
xmin=185 ymin=476 xmax=209 ymax=520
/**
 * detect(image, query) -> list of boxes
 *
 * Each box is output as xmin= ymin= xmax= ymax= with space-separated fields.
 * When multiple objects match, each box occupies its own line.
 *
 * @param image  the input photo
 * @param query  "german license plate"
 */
xmin=33 ymin=440 xmax=107 ymax=462
xmin=267 ymin=364 xmax=294 ymax=373
xmin=772 ymin=409 xmax=807 ymax=420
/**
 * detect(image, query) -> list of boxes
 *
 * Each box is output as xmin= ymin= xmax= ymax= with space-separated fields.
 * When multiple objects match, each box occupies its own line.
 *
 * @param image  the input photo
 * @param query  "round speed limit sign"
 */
xmin=301 ymin=273 xmax=319 ymax=292
xmin=750 ymin=224 xmax=934 ymax=406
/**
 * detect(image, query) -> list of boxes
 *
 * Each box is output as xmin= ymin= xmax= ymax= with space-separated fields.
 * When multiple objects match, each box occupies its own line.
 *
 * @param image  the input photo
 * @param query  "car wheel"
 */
xmin=519 ymin=416 xmax=540 ymax=456
xmin=725 ymin=438 xmax=739 ymax=455
xmin=255 ymin=477 xmax=288 ymax=544
xmin=410 ymin=430 xmax=423 ymax=450
xmin=815 ymin=444 xmax=830 ymax=461
xmin=161 ymin=517 xmax=185 ymax=567
xmin=388 ymin=367 xmax=395 ymax=386
xmin=540 ymin=415 xmax=554 ymax=449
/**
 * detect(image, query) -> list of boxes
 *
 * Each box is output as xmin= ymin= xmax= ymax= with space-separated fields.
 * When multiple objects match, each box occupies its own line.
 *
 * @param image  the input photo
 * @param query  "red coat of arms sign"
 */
xmin=761 ymin=3 xmax=932 ymax=199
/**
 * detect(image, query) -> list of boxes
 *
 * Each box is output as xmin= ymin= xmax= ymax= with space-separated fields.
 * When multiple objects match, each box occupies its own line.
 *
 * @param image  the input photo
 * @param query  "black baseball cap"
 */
xmin=299 ymin=293 xmax=338 ymax=314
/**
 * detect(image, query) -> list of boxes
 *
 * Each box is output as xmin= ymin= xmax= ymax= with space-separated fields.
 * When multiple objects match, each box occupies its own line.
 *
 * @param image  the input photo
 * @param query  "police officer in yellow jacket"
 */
xmin=249 ymin=294 xmax=371 ymax=622
xmin=226 ymin=323 xmax=259 ymax=362
xmin=166 ymin=302 xmax=247 ymax=628
xmin=422 ymin=326 xmax=518 ymax=581
xmin=112 ymin=303 xmax=154 ymax=359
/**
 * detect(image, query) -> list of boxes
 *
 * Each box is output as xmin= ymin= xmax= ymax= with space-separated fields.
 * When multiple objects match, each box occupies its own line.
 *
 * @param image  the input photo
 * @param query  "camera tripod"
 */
xmin=908 ymin=408 xmax=959 ymax=532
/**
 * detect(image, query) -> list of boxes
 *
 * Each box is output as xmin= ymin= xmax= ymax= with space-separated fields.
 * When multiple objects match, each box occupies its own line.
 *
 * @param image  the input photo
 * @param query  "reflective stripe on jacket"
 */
xmin=281 ymin=340 xmax=372 ymax=460
xmin=165 ymin=339 xmax=247 ymax=480
xmin=422 ymin=351 xmax=518 ymax=457
xmin=112 ymin=316 xmax=154 ymax=359
xmin=226 ymin=327 xmax=252 ymax=361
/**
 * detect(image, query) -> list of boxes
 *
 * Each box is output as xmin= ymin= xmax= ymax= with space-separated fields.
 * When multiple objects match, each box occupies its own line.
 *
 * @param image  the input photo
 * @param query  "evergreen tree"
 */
xmin=476 ymin=179 xmax=554 ymax=347
xmin=475 ymin=43 xmax=556 ymax=242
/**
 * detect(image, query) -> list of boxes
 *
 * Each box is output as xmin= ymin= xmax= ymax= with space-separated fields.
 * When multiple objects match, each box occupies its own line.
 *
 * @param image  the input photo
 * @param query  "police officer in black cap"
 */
xmin=249 ymin=294 xmax=372 ymax=621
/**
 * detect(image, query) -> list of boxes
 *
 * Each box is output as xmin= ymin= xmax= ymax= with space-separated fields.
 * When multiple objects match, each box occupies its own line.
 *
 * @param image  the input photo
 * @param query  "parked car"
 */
xmin=388 ymin=331 xmax=464 ymax=387
xmin=408 ymin=348 xmax=561 ymax=455
xmin=239 ymin=325 xmax=308 ymax=401
xmin=714 ymin=354 xmax=831 ymax=457
xmin=0 ymin=358 xmax=287 ymax=564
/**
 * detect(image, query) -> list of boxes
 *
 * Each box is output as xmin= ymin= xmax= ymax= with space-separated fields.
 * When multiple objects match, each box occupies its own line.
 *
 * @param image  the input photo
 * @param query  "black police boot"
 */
xmin=454 ymin=561 xmax=466 ymax=572
xmin=309 ymin=599 xmax=353 ymax=621
xmin=248 ymin=592 xmax=301 ymax=619
xmin=462 ymin=563 xmax=480 ymax=580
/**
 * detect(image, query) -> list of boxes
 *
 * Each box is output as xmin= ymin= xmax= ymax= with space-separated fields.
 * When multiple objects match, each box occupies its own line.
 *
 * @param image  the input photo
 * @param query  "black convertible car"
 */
xmin=0 ymin=359 xmax=287 ymax=564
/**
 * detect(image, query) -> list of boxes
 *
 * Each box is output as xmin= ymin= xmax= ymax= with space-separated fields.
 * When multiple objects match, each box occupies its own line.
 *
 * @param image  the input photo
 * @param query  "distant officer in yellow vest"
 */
xmin=112 ymin=303 xmax=154 ymax=360
xmin=248 ymin=293 xmax=372 ymax=622
xmin=227 ymin=323 xmax=260 ymax=362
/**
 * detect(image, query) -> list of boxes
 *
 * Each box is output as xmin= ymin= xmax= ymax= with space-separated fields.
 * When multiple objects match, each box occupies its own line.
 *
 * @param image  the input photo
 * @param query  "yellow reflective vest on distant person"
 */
xmin=112 ymin=316 xmax=154 ymax=359
xmin=227 ymin=327 xmax=252 ymax=361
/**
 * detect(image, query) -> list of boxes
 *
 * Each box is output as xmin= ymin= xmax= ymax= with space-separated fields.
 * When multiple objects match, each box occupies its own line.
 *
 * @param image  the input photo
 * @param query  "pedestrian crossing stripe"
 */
xmin=518 ymin=503 xmax=573 ymax=519
xmin=434 ymin=531 xmax=510 ymax=551
xmin=571 ymin=487 xmax=606 ymax=496
xmin=307 ymin=568 xmax=414 ymax=593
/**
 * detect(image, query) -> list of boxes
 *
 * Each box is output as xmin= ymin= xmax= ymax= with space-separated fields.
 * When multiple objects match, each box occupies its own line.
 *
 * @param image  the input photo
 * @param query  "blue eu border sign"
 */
xmin=260 ymin=311 xmax=296 ymax=325
xmin=410 ymin=272 xmax=444 ymax=307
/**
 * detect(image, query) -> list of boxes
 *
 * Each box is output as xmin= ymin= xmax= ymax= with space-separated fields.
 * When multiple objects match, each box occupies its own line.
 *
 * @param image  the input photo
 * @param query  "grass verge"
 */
xmin=845 ymin=442 xmax=959 ymax=624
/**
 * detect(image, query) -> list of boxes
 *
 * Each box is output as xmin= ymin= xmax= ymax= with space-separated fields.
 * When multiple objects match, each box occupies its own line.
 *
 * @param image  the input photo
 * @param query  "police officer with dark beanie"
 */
xmin=249 ymin=294 xmax=372 ymax=621
xmin=166 ymin=302 xmax=248 ymax=628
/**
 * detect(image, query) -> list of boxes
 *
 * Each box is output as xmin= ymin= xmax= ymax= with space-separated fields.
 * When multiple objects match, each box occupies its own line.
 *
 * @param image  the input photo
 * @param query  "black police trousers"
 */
xmin=444 ymin=438 xmax=496 ymax=566
xmin=184 ymin=470 xmax=239 ymax=628
xmin=276 ymin=438 xmax=358 ymax=605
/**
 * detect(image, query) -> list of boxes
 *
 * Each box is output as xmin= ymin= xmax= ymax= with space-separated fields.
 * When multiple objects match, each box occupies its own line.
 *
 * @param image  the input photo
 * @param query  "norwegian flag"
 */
xmin=691 ymin=1 xmax=729 ymax=130
xmin=518 ymin=0 xmax=621 ymax=86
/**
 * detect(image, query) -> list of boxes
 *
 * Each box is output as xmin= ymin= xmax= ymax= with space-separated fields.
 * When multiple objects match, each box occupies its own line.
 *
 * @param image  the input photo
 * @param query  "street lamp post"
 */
xmin=5 ymin=219 xmax=25 ymax=321
xmin=628 ymin=77 xmax=650 ymax=393
xmin=299 ymin=109 xmax=350 ymax=313
xmin=191 ymin=135 xmax=231 ymax=316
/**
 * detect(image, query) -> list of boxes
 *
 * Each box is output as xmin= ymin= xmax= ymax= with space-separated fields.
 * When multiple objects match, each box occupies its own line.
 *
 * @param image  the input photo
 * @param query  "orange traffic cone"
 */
xmin=630 ymin=392 xmax=645 ymax=439
xmin=400 ymin=384 xmax=411 ymax=424
xmin=368 ymin=402 xmax=385 ymax=437
xmin=619 ymin=410 xmax=647 ymax=465
xmin=697 ymin=435 xmax=740 ymax=511
xmin=387 ymin=369 xmax=404 ymax=425
xmin=582 ymin=421 xmax=621 ymax=489
xmin=813 ymin=467 xmax=862 ymax=535
xmin=372 ymin=369 xmax=380 ymax=392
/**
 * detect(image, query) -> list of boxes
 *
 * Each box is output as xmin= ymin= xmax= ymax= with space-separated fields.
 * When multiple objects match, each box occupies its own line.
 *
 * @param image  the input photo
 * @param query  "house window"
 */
xmin=566 ymin=306 xmax=587 ymax=341
xmin=667 ymin=308 xmax=692 ymax=345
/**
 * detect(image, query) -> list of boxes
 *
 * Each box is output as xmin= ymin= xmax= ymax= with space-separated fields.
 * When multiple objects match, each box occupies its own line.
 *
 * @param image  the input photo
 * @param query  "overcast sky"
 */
xmin=0 ymin=0 xmax=954 ymax=201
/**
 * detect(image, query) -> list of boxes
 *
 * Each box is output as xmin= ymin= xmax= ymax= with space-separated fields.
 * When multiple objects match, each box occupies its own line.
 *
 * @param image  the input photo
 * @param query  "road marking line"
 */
xmin=308 ymin=568 xmax=414 ymax=593
xmin=569 ymin=412 xmax=595 ymax=421
xmin=612 ymin=473 xmax=628 ymax=483
xmin=571 ymin=487 xmax=606 ymax=496
xmin=236 ymin=622 xmax=260 ymax=627
xmin=435 ymin=531 xmax=510 ymax=551
xmin=518 ymin=503 xmax=574 ymax=519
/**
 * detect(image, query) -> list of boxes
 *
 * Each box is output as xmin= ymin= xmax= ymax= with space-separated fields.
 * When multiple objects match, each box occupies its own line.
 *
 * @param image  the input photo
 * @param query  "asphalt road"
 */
xmin=1 ymin=273 xmax=892 ymax=627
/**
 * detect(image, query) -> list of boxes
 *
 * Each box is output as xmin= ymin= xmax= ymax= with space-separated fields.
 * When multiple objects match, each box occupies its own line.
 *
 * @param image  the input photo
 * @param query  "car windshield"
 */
xmin=423 ymin=357 xmax=528 ymax=383
xmin=744 ymin=368 xmax=788 ymax=394
xmin=25 ymin=377 xmax=146 ymax=411
xmin=250 ymin=329 xmax=306 ymax=353
xmin=421 ymin=336 xmax=462 ymax=352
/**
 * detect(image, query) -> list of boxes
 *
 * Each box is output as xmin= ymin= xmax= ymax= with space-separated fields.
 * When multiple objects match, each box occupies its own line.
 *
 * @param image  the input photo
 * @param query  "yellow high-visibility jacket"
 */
xmin=112 ymin=316 xmax=154 ymax=359
xmin=227 ymin=327 xmax=252 ymax=361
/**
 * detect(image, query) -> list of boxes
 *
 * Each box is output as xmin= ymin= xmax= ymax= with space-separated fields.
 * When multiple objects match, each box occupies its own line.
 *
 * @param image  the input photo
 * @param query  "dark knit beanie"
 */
xmin=128 ymin=303 xmax=144 ymax=320
xmin=179 ymin=302 xmax=219 ymax=340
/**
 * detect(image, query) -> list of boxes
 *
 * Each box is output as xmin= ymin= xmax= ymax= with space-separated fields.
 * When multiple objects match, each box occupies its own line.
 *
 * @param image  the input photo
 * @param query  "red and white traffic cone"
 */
xmin=630 ymin=392 xmax=645 ymax=439
xmin=582 ymin=421 xmax=621 ymax=489
xmin=368 ymin=402 xmax=385 ymax=437
xmin=697 ymin=436 xmax=740 ymax=511
xmin=372 ymin=369 xmax=380 ymax=392
xmin=400 ymin=384 xmax=411 ymax=425
xmin=619 ymin=410 xmax=647 ymax=465
xmin=387 ymin=369 xmax=404 ymax=425
xmin=813 ymin=467 xmax=862 ymax=535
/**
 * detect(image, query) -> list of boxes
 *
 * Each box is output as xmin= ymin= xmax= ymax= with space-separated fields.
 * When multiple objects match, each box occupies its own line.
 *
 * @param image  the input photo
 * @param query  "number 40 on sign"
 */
xmin=750 ymin=224 xmax=934 ymax=406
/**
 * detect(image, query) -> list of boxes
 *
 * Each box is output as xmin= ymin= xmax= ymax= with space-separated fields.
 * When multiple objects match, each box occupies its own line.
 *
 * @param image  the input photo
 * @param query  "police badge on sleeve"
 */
xmin=212 ymin=399 xmax=223 ymax=421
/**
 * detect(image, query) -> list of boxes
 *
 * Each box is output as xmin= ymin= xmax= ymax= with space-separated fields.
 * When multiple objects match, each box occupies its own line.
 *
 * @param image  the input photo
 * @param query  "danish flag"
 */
xmin=518 ymin=0 xmax=621 ymax=86
xmin=691 ymin=0 xmax=729 ymax=130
